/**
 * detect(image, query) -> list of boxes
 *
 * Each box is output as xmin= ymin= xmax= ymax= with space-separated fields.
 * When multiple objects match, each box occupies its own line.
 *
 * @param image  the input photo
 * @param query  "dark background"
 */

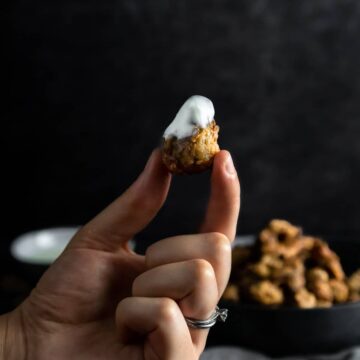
xmin=2 ymin=0 xmax=360 ymax=310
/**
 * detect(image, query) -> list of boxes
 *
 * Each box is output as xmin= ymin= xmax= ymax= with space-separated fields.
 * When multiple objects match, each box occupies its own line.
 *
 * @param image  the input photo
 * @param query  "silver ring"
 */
xmin=184 ymin=306 xmax=228 ymax=329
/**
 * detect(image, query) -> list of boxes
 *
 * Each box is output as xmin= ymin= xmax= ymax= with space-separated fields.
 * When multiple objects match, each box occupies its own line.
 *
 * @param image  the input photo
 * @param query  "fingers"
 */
xmin=69 ymin=149 xmax=172 ymax=251
xmin=146 ymin=233 xmax=231 ymax=295
xmin=132 ymin=260 xmax=218 ymax=320
xmin=116 ymin=297 xmax=195 ymax=360
xmin=200 ymin=150 xmax=240 ymax=242
xmin=132 ymin=260 xmax=219 ymax=354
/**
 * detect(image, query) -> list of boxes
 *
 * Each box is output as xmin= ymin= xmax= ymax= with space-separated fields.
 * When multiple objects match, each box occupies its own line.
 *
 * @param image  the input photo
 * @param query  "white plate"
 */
xmin=234 ymin=235 xmax=256 ymax=247
xmin=10 ymin=227 xmax=80 ymax=265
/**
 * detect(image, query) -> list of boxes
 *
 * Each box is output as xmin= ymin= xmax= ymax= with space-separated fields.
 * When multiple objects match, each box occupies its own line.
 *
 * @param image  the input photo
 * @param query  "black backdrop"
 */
xmin=3 ymin=0 xmax=360 ymax=254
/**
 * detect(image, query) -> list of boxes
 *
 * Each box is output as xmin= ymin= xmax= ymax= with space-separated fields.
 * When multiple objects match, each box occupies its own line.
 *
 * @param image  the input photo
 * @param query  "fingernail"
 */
xmin=225 ymin=153 xmax=237 ymax=177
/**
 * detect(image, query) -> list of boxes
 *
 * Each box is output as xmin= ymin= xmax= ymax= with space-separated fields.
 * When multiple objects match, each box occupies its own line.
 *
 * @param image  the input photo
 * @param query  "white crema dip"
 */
xmin=163 ymin=95 xmax=215 ymax=140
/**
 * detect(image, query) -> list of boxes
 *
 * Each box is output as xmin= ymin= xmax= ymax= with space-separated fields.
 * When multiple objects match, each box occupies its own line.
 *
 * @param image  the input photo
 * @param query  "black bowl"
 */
xmin=207 ymin=239 xmax=360 ymax=356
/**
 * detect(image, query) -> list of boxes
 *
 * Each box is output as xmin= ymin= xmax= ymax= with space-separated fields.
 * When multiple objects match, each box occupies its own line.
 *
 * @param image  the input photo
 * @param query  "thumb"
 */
xmin=200 ymin=150 xmax=240 ymax=242
xmin=69 ymin=149 xmax=172 ymax=251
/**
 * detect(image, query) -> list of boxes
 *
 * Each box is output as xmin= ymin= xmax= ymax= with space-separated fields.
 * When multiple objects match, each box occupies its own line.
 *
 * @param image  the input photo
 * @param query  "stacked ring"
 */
xmin=184 ymin=306 xmax=228 ymax=329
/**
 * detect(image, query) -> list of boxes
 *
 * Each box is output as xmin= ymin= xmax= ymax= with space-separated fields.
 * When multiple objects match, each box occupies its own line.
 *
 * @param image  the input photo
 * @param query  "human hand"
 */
xmin=1 ymin=149 xmax=240 ymax=360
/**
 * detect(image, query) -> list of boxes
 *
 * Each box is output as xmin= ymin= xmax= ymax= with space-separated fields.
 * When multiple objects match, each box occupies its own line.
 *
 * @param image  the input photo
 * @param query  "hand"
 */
xmin=1 ymin=149 xmax=240 ymax=360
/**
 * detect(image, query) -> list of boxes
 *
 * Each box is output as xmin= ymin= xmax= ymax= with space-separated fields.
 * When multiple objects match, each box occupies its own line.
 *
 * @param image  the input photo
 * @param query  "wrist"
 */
xmin=0 ymin=308 xmax=26 ymax=360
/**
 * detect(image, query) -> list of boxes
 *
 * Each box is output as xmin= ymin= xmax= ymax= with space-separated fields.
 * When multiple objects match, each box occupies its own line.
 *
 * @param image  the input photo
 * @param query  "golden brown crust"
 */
xmin=222 ymin=284 xmax=240 ymax=302
xmin=307 ymin=268 xmax=329 ymax=283
xmin=224 ymin=219 xmax=360 ymax=308
xmin=311 ymin=240 xmax=345 ymax=280
xmin=268 ymin=219 xmax=302 ymax=242
xmin=249 ymin=281 xmax=284 ymax=306
xmin=348 ymin=270 xmax=360 ymax=293
xmin=161 ymin=120 xmax=220 ymax=174
xmin=316 ymin=300 xmax=333 ymax=308
xmin=329 ymin=279 xmax=349 ymax=303
xmin=294 ymin=288 xmax=317 ymax=308
xmin=348 ymin=270 xmax=360 ymax=301
xmin=308 ymin=280 xmax=333 ymax=302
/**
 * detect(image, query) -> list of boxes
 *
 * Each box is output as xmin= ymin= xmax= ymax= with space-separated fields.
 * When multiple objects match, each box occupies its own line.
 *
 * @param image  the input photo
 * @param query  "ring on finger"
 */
xmin=184 ymin=306 xmax=228 ymax=329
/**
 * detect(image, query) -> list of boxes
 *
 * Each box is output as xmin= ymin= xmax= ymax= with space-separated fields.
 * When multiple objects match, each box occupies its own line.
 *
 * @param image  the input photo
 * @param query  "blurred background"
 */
xmin=2 ymin=0 xmax=360 ymax=312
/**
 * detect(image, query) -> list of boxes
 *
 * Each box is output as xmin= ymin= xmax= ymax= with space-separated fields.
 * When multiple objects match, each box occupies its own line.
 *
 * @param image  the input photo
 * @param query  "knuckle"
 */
xmin=207 ymin=232 xmax=232 ymax=258
xmin=157 ymin=298 xmax=179 ymax=324
xmin=190 ymin=259 xmax=216 ymax=285
xmin=210 ymin=232 xmax=231 ymax=253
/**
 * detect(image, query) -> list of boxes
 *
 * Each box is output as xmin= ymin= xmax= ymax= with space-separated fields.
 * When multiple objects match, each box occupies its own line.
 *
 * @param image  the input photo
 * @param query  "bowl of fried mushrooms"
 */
xmin=207 ymin=220 xmax=360 ymax=356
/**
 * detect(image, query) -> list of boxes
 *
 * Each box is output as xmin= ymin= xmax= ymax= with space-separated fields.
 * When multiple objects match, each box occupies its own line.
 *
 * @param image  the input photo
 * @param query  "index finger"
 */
xmin=68 ymin=149 xmax=172 ymax=252
xmin=200 ymin=150 xmax=240 ymax=242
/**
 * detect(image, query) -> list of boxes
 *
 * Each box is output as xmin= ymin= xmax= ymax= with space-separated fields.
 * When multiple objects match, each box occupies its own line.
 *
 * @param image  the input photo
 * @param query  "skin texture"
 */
xmin=0 ymin=149 xmax=240 ymax=360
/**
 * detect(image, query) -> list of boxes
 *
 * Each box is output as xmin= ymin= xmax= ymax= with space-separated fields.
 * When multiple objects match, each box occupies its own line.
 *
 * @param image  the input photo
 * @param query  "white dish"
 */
xmin=10 ymin=227 xmax=80 ymax=265
xmin=234 ymin=235 xmax=256 ymax=247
